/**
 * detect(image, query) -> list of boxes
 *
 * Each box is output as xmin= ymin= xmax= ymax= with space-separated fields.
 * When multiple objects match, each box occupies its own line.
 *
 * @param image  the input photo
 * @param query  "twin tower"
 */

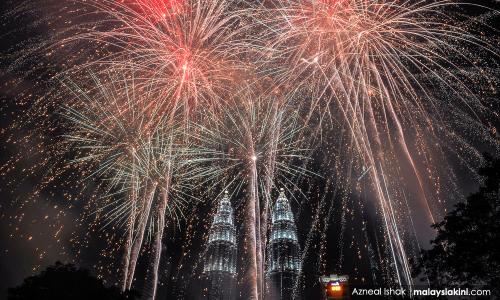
xmin=203 ymin=189 xmax=301 ymax=300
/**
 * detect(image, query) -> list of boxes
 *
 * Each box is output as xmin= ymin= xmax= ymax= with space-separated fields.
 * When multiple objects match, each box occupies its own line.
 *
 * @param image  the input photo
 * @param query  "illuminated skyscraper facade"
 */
xmin=203 ymin=191 xmax=237 ymax=300
xmin=266 ymin=188 xmax=301 ymax=300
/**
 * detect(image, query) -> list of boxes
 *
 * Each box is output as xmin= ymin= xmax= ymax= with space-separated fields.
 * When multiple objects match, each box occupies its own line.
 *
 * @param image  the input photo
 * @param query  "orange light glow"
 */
xmin=330 ymin=285 xmax=342 ymax=292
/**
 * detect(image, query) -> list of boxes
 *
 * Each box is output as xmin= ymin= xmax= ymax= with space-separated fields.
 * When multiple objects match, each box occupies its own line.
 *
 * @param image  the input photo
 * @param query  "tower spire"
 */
xmin=266 ymin=188 xmax=301 ymax=299
xmin=203 ymin=191 xmax=237 ymax=299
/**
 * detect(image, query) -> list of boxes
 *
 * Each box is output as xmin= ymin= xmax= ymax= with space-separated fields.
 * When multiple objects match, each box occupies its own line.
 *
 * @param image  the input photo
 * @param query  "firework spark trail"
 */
xmin=126 ymin=181 xmax=158 ymax=289
xmin=362 ymin=215 xmax=380 ymax=284
xmin=121 ymin=154 xmax=138 ymax=291
xmin=258 ymin=101 xmax=281 ymax=296
xmin=292 ymin=144 xmax=355 ymax=298
xmin=57 ymin=65 xmax=230 ymax=297
xmin=53 ymin=0 xmax=253 ymax=293
xmin=2 ymin=0 xmax=499 ymax=296
xmin=55 ymin=0 xmax=251 ymax=128
xmin=358 ymin=167 xmax=389 ymax=284
xmin=128 ymin=124 xmax=227 ymax=297
xmin=290 ymin=110 xmax=358 ymax=296
xmin=149 ymin=185 xmax=170 ymax=300
xmin=247 ymin=154 xmax=260 ymax=299
xmin=254 ymin=0 xmax=499 ymax=287
xmin=194 ymin=87 xmax=312 ymax=298
xmin=292 ymin=177 xmax=332 ymax=298
xmin=57 ymin=71 xmax=162 ymax=291
xmin=378 ymin=163 xmax=412 ymax=288
xmin=401 ymin=190 xmax=431 ymax=286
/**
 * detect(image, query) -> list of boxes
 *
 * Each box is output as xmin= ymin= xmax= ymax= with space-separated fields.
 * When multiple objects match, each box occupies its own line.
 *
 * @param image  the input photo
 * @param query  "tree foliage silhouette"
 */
xmin=8 ymin=262 xmax=139 ymax=300
xmin=414 ymin=154 xmax=500 ymax=292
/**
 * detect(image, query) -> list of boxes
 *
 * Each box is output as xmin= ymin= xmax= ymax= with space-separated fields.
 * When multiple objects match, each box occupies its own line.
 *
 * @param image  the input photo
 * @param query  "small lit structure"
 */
xmin=320 ymin=274 xmax=349 ymax=299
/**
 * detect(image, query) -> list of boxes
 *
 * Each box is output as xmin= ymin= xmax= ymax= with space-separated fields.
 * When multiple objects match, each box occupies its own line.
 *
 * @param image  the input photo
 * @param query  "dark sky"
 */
xmin=1 ymin=1 xmax=499 ymax=299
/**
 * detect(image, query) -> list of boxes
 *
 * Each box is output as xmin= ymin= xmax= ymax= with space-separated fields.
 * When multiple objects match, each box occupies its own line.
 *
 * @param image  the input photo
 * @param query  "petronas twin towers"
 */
xmin=266 ymin=189 xmax=301 ymax=299
xmin=203 ymin=189 xmax=300 ymax=300
xmin=203 ymin=191 xmax=238 ymax=300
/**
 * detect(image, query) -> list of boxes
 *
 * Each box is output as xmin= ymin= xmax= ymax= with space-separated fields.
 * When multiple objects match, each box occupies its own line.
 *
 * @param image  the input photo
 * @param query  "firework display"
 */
xmin=0 ymin=0 xmax=498 ymax=299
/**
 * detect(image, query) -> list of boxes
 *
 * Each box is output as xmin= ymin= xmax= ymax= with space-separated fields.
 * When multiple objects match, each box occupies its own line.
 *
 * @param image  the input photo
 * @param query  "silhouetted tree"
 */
xmin=414 ymin=154 xmax=500 ymax=292
xmin=8 ymin=262 xmax=139 ymax=300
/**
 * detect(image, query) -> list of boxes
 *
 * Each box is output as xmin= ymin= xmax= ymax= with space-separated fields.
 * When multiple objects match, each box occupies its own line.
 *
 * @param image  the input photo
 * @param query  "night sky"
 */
xmin=1 ymin=0 xmax=499 ymax=299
